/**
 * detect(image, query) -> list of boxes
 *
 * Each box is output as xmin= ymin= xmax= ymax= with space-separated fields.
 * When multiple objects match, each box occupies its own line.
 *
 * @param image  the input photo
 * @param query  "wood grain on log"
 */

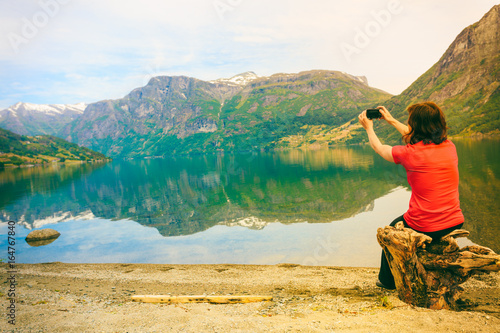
xmin=377 ymin=222 xmax=500 ymax=310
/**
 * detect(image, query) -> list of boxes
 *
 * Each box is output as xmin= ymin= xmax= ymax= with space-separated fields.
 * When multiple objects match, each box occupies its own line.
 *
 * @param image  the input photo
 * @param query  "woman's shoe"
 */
xmin=376 ymin=280 xmax=396 ymax=290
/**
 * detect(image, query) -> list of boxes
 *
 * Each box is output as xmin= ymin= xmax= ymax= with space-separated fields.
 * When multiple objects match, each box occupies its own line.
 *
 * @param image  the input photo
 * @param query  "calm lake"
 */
xmin=0 ymin=138 xmax=498 ymax=267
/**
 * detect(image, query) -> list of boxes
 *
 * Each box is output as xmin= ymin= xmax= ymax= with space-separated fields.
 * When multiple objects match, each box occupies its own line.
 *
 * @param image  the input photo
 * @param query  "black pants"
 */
xmin=378 ymin=215 xmax=464 ymax=288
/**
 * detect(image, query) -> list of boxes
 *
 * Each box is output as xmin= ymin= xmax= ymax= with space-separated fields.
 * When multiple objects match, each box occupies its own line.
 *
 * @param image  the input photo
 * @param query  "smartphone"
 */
xmin=366 ymin=108 xmax=382 ymax=119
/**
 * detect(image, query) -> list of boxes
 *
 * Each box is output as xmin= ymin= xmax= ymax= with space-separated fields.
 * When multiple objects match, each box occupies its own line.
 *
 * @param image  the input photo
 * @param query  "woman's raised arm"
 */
xmin=358 ymin=110 xmax=395 ymax=163
xmin=378 ymin=106 xmax=409 ymax=137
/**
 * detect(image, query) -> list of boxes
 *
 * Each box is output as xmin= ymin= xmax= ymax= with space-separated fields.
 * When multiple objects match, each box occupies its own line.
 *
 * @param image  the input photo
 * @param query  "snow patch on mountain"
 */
xmin=219 ymin=216 xmax=270 ymax=230
xmin=210 ymin=71 xmax=260 ymax=86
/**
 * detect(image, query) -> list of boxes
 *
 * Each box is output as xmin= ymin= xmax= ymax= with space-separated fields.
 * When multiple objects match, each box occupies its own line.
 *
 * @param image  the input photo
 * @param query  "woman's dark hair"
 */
xmin=403 ymin=101 xmax=448 ymax=145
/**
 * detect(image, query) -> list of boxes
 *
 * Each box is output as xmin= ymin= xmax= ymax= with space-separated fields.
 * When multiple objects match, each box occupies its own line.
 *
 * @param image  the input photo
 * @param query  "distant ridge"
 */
xmin=0 ymin=102 xmax=86 ymax=136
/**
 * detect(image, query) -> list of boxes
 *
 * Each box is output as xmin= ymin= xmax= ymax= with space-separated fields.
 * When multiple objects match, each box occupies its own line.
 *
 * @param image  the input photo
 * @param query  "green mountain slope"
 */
xmin=214 ymin=70 xmax=390 ymax=151
xmin=0 ymin=127 xmax=109 ymax=168
xmin=352 ymin=5 xmax=500 ymax=144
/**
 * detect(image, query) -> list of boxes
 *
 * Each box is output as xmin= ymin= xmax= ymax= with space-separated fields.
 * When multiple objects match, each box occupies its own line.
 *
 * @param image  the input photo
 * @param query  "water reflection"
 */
xmin=0 ymin=162 xmax=107 ymax=209
xmin=0 ymin=139 xmax=498 ymax=262
xmin=455 ymin=138 xmax=500 ymax=252
xmin=1 ymin=187 xmax=412 ymax=266
xmin=276 ymin=147 xmax=374 ymax=170
xmin=0 ymin=146 xmax=407 ymax=237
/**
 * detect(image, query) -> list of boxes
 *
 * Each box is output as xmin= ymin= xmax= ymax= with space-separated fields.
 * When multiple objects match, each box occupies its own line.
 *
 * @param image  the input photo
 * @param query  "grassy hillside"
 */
xmin=215 ymin=71 xmax=390 ymax=150
xmin=0 ymin=127 xmax=109 ymax=168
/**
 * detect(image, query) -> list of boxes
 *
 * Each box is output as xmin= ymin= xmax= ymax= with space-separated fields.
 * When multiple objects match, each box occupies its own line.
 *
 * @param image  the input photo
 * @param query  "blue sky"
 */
xmin=0 ymin=0 xmax=498 ymax=109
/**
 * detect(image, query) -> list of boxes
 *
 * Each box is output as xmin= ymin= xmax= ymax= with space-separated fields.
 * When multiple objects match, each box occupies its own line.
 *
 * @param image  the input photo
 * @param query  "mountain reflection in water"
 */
xmin=1 ymin=147 xmax=404 ymax=235
xmin=0 ymin=139 xmax=498 ymax=264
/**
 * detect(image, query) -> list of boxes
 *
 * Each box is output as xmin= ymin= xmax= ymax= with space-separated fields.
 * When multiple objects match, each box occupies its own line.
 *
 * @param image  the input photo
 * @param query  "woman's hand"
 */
xmin=358 ymin=110 xmax=373 ymax=131
xmin=378 ymin=106 xmax=395 ymax=124
xmin=378 ymin=105 xmax=410 ymax=136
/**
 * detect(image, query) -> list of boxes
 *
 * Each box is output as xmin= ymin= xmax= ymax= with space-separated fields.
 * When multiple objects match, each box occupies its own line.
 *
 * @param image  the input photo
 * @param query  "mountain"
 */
xmin=61 ymin=70 xmax=391 ymax=157
xmin=0 ymin=127 xmax=109 ymax=168
xmin=364 ymin=5 xmax=500 ymax=143
xmin=0 ymin=102 xmax=86 ymax=136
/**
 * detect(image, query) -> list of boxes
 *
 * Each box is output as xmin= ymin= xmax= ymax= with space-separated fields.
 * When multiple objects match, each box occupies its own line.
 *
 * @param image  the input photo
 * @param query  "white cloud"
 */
xmin=0 ymin=0 xmax=498 ymax=108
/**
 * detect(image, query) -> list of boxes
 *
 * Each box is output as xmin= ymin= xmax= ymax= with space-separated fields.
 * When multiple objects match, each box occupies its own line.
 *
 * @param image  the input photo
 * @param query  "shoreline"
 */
xmin=0 ymin=158 xmax=111 ymax=169
xmin=1 ymin=263 xmax=499 ymax=332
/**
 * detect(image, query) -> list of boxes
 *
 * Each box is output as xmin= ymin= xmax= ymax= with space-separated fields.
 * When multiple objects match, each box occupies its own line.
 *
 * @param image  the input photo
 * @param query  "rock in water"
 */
xmin=26 ymin=238 xmax=59 ymax=247
xmin=25 ymin=229 xmax=60 ymax=246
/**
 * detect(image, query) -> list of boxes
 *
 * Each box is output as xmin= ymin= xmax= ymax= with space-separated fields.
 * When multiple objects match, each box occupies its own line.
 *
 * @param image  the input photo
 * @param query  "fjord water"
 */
xmin=0 ymin=139 xmax=498 ymax=266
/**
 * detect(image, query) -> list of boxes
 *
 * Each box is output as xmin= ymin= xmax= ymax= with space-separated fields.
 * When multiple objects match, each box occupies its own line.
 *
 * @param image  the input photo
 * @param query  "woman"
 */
xmin=358 ymin=102 xmax=464 ymax=289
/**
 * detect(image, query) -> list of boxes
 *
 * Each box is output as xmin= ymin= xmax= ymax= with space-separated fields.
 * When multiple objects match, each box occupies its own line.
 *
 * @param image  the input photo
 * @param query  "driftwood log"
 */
xmin=377 ymin=222 xmax=500 ymax=310
xmin=131 ymin=295 xmax=273 ymax=304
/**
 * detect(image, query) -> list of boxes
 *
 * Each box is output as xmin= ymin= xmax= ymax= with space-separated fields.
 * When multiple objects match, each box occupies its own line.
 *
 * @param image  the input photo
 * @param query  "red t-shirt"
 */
xmin=392 ymin=140 xmax=464 ymax=232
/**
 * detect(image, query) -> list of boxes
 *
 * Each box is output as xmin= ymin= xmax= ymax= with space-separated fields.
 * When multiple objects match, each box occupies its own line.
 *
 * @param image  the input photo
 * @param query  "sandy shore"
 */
xmin=1 ymin=263 xmax=499 ymax=332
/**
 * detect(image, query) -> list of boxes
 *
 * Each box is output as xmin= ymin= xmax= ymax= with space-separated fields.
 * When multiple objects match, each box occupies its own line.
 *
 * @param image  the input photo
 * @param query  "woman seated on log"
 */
xmin=358 ymin=102 xmax=464 ymax=290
